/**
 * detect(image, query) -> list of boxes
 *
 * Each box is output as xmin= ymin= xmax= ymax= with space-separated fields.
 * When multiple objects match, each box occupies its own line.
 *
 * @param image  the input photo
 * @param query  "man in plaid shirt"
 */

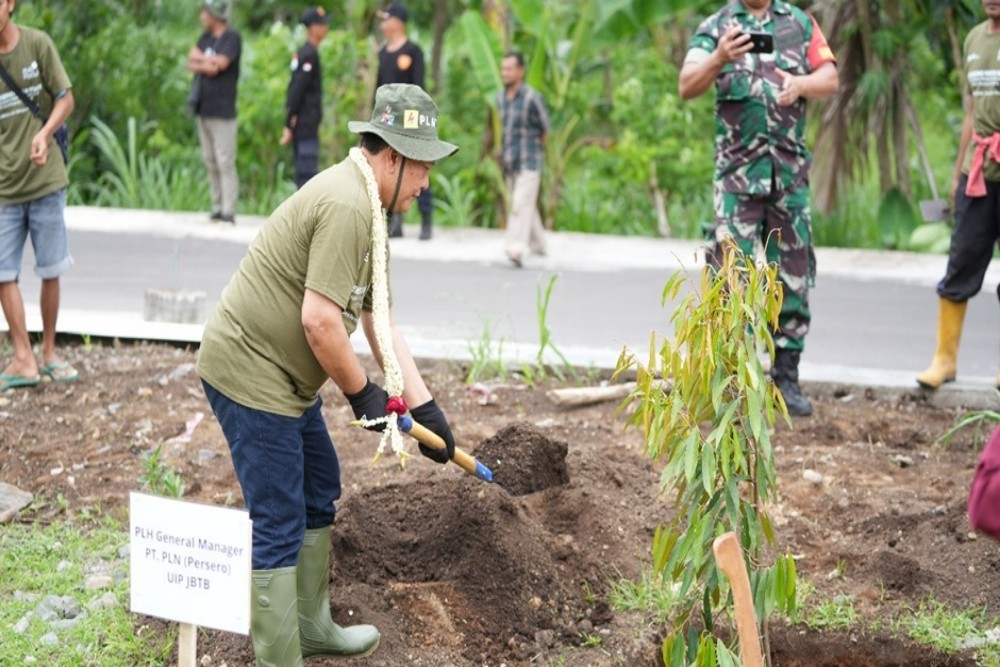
xmin=497 ymin=51 xmax=550 ymax=267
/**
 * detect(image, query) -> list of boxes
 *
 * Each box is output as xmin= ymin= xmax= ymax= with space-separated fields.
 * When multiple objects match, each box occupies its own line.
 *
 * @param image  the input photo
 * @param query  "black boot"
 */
xmin=419 ymin=212 xmax=432 ymax=240
xmin=772 ymin=349 xmax=813 ymax=417
xmin=388 ymin=213 xmax=403 ymax=238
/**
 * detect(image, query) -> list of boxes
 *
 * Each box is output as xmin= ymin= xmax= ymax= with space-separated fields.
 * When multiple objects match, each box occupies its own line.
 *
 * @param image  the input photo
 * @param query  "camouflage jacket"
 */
xmin=690 ymin=1 xmax=822 ymax=196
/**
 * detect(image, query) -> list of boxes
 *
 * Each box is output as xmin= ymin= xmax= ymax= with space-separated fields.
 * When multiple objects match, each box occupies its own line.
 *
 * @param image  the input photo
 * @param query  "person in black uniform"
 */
xmin=376 ymin=1 xmax=434 ymax=240
xmin=281 ymin=6 xmax=330 ymax=189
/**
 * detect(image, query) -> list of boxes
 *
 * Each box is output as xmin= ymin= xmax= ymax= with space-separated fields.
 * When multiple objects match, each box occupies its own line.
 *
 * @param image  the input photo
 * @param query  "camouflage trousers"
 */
xmin=705 ymin=184 xmax=816 ymax=352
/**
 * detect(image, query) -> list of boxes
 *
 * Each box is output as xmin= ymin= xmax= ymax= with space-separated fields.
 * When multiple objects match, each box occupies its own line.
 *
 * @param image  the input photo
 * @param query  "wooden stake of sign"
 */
xmin=178 ymin=623 xmax=197 ymax=667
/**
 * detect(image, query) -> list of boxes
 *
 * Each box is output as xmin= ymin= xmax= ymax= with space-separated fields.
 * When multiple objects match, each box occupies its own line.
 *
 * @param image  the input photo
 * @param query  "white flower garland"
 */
xmin=349 ymin=147 xmax=407 ymax=461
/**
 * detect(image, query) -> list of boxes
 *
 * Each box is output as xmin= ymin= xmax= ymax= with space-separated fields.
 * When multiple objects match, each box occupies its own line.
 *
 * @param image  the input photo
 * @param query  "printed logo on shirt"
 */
xmin=397 ymin=54 xmax=412 ymax=71
xmin=21 ymin=60 xmax=39 ymax=81
xmin=347 ymin=284 xmax=368 ymax=314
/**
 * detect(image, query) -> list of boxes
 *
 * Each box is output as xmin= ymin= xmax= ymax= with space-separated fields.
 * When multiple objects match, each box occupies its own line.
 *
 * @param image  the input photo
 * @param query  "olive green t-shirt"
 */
xmin=962 ymin=21 xmax=1000 ymax=182
xmin=0 ymin=27 xmax=71 ymax=204
xmin=198 ymin=158 xmax=391 ymax=417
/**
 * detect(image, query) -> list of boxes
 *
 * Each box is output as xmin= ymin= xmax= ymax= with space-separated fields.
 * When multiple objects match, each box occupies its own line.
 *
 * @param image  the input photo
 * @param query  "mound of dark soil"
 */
xmin=330 ymin=474 xmax=603 ymax=663
xmin=474 ymin=421 xmax=570 ymax=495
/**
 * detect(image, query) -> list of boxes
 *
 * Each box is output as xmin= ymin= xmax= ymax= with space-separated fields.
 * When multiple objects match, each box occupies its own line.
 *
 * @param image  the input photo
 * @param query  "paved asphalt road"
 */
xmin=12 ymin=209 xmax=999 ymax=393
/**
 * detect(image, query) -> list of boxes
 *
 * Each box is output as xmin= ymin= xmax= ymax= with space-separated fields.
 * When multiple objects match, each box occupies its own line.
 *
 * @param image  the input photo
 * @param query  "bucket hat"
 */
xmin=202 ymin=0 xmax=230 ymax=21
xmin=348 ymin=84 xmax=458 ymax=162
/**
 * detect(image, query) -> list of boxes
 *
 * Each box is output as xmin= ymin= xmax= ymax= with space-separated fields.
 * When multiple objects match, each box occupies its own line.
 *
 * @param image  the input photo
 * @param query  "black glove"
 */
xmin=344 ymin=378 xmax=389 ymax=432
xmin=410 ymin=399 xmax=455 ymax=464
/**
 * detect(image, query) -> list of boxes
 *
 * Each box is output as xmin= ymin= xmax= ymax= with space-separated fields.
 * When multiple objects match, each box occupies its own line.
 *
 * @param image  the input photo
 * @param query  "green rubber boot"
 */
xmin=251 ymin=567 xmax=303 ymax=667
xmin=297 ymin=526 xmax=381 ymax=658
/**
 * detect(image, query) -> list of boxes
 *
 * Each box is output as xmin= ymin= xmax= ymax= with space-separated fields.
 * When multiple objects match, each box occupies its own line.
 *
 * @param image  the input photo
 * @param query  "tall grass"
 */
xmin=82 ymin=116 xmax=296 ymax=216
xmin=433 ymin=171 xmax=481 ymax=228
xmin=812 ymin=181 xmax=883 ymax=249
xmin=85 ymin=117 xmax=209 ymax=211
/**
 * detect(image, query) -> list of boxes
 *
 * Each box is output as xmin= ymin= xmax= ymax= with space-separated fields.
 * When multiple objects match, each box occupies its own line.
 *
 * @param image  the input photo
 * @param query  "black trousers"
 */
xmin=389 ymin=187 xmax=434 ymax=235
xmin=293 ymin=137 xmax=319 ymax=190
xmin=939 ymin=174 xmax=1000 ymax=303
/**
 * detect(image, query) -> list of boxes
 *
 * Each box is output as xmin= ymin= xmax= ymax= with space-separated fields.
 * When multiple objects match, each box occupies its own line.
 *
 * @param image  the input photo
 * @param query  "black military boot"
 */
xmin=388 ymin=212 xmax=403 ymax=238
xmin=772 ymin=349 xmax=813 ymax=417
xmin=419 ymin=212 xmax=432 ymax=240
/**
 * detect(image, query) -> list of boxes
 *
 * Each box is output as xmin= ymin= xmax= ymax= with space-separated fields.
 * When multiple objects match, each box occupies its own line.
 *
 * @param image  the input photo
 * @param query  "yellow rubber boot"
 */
xmin=916 ymin=299 xmax=968 ymax=389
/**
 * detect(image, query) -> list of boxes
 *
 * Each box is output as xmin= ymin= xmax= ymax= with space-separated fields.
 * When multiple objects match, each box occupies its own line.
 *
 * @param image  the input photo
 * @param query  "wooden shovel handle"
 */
xmin=405 ymin=421 xmax=478 ymax=475
xmin=713 ymin=532 xmax=763 ymax=667
xmin=402 ymin=418 xmax=494 ymax=483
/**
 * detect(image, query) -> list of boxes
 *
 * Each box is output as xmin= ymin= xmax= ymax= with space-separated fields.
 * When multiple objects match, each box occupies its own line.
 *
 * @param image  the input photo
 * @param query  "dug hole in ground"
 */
xmin=1 ymin=342 xmax=997 ymax=666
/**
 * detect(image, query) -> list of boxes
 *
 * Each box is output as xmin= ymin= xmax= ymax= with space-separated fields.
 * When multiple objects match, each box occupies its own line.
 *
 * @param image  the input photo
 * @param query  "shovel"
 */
xmin=713 ymin=532 xmax=764 ymax=667
xmin=919 ymin=199 xmax=951 ymax=223
xmin=398 ymin=415 xmax=495 ymax=483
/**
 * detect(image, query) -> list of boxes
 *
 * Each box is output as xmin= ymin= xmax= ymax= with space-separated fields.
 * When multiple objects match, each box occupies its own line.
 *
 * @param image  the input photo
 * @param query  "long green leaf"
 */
xmin=509 ymin=0 xmax=545 ymax=32
xmin=458 ymin=10 xmax=503 ymax=104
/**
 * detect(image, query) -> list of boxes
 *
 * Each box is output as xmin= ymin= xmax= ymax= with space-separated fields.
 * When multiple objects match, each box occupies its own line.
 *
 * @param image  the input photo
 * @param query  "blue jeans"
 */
xmin=202 ymin=380 xmax=341 ymax=569
xmin=0 ymin=188 xmax=73 ymax=282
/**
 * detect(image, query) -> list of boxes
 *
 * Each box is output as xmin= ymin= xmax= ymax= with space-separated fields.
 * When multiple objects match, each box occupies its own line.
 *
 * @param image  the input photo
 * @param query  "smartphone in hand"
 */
xmin=741 ymin=31 xmax=774 ymax=54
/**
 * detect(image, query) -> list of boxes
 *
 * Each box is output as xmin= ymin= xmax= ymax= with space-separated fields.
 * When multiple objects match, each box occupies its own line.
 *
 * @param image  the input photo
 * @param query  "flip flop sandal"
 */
xmin=40 ymin=362 xmax=79 ymax=383
xmin=0 ymin=373 xmax=42 ymax=391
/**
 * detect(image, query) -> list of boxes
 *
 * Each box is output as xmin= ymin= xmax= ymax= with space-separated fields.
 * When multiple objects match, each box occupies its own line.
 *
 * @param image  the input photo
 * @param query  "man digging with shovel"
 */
xmin=197 ymin=84 xmax=458 ymax=666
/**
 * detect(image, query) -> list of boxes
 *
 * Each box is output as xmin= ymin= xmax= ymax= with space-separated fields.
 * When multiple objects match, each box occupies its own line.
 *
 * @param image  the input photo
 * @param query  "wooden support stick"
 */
xmin=178 ymin=623 xmax=197 ymax=667
xmin=713 ymin=532 xmax=763 ymax=667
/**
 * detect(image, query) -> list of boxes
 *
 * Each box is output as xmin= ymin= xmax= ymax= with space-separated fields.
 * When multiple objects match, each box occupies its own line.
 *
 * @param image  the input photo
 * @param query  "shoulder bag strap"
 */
xmin=0 ymin=61 xmax=48 ymax=123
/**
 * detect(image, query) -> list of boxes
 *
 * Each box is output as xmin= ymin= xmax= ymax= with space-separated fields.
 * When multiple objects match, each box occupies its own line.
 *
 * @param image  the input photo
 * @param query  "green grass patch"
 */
xmin=608 ymin=568 xmax=680 ymax=623
xmin=895 ymin=596 xmax=990 ymax=655
xmin=0 ymin=507 xmax=173 ymax=666
xmin=804 ymin=594 xmax=858 ymax=631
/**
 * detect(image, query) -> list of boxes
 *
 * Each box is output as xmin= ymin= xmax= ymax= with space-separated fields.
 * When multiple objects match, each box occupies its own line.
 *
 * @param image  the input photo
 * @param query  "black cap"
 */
xmin=379 ymin=2 xmax=408 ymax=23
xmin=301 ymin=6 xmax=331 ymax=26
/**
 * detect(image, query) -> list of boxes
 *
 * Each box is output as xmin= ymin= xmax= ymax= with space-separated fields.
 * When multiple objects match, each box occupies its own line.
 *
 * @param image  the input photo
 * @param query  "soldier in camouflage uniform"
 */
xmin=679 ymin=0 xmax=838 ymax=416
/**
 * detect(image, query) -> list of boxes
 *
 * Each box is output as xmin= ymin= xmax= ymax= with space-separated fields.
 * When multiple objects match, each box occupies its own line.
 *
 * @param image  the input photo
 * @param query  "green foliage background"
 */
xmin=13 ymin=0 xmax=973 ymax=248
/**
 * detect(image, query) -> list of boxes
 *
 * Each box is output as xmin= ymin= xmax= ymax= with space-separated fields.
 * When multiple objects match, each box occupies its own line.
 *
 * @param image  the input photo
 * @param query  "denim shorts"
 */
xmin=202 ymin=380 xmax=342 ymax=569
xmin=0 ymin=188 xmax=73 ymax=282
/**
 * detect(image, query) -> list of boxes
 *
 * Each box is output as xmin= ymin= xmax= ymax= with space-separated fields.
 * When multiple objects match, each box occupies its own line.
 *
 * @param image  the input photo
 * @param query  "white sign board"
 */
xmin=129 ymin=492 xmax=252 ymax=634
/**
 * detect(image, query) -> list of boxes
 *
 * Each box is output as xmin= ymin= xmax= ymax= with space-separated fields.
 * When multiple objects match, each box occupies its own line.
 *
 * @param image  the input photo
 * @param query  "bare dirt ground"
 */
xmin=2 ymin=341 xmax=998 ymax=666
